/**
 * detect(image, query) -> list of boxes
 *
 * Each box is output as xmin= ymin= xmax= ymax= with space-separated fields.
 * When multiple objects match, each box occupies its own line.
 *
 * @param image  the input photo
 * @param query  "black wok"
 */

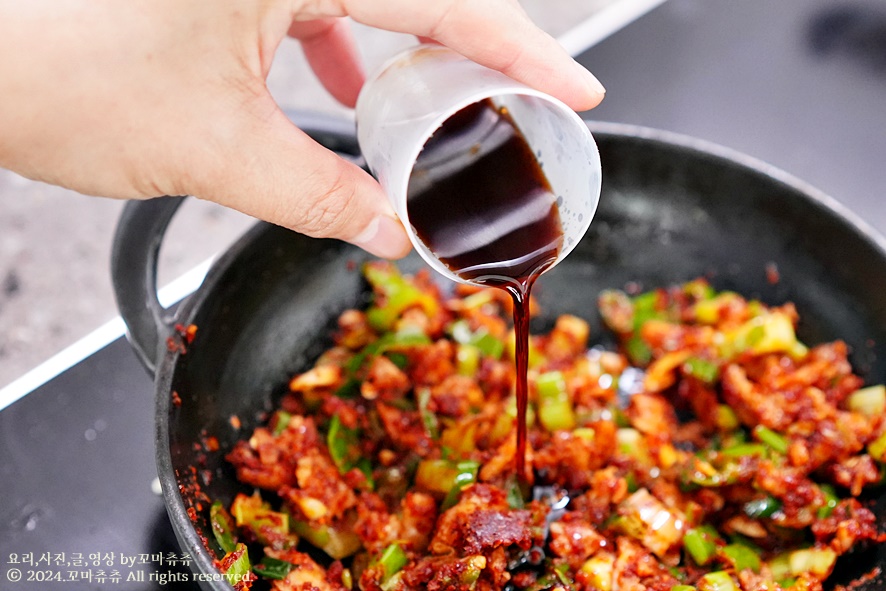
xmin=112 ymin=114 xmax=886 ymax=590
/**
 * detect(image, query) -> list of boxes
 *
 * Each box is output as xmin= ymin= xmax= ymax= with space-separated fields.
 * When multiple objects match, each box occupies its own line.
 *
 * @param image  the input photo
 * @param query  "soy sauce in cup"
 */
xmin=406 ymin=99 xmax=563 ymax=485
xmin=356 ymin=44 xmax=601 ymax=488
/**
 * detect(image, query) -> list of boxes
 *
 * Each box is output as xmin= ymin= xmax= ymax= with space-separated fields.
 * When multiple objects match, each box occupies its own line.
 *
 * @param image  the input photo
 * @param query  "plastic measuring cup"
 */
xmin=355 ymin=44 xmax=602 ymax=286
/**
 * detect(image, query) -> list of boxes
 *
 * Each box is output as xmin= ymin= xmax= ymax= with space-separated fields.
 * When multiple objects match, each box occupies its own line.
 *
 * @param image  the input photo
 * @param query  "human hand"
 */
xmin=0 ymin=0 xmax=605 ymax=259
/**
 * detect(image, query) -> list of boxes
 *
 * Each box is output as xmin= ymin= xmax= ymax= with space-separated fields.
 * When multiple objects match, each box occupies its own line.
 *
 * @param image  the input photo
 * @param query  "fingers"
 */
xmin=329 ymin=0 xmax=605 ymax=111
xmin=288 ymin=18 xmax=365 ymax=108
xmin=197 ymin=100 xmax=411 ymax=259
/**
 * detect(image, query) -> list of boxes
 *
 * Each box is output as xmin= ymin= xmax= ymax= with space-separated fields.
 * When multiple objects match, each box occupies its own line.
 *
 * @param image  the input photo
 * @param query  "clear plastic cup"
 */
xmin=355 ymin=44 xmax=602 ymax=285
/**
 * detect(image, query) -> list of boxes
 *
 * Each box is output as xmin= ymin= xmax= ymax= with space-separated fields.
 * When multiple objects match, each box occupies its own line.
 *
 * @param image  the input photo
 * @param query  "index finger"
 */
xmin=300 ymin=0 xmax=605 ymax=112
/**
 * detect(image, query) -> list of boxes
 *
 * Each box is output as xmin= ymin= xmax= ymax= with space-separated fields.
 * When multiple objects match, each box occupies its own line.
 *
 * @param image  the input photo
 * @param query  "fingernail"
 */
xmin=573 ymin=59 xmax=606 ymax=98
xmin=352 ymin=215 xmax=413 ymax=259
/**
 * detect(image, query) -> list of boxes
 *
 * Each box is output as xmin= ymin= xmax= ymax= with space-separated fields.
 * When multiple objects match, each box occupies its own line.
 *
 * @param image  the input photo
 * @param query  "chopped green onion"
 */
xmin=449 ymin=320 xmax=504 ymax=359
xmin=720 ymin=443 xmax=767 ymax=458
xmin=377 ymin=543 xmax=409 ymax=582
xmin=574 ymin=427 xmax=596 ymax=442
xmin=788 ymin=548 xmax=837 ymax=578
xmin=415 ymin=459 xmax=480 ymax=498
xmin=580 ymin=554 xmax=615 ymax=591
xmin=697 ymin=571 xmax=738 ymax=591
xmin=868 ymin=430 xmax=886 ymax=462
xmin=672 ymin=586 xmax=697 ymax=591
xmin=769 ymin=548 xmax=837 ymax=579
xmin=364 ymin=263 xmax=437 ymax=331
xmin=456 ymin=344 xmax=481 ymax=377
xmin=753 ymin=425 xmax=789 ymax=454
xmin=715 ymin=405 xmax=739 ymax=431
xmin=728 ymin=312 xmax=806 ymax=358
xmin=386 ymin=352 xmax=409 ymax=369
xmin=616 ymin=428 xmax=648 ymax=463
xmin=231 ymin=492 xmax=294 ymax=547
xmin=209 ymin=501 xmax=237 ymax=553
xmin=536 ymin=371 xmax=576 ymax=431
xmin=472 ymin=330 xmax=504 ymax=358
xmin=449 ymin=320 xmax=474 ymax=344
xmin=462 ymin=291 xmax=496 ymax=309
xmin=460 ymin=556 xmax=486 ymax=586
xmin=333 ymin=378 xmax=361 ymax=399
xmin=442 ymin=462 xmax=480 ymax=510
xmin=719 ymin=544 xmax=761 ymax=573
xmin=847 ymin=385 xmax=886 ymax=417
xmin=506 ymin=478 xmax=526 ymax=509
xmin=683 ymin=525 xmax=721 ymax=566
xmin=220 ymin=543 xmax=252 ymax=586
xmin=684 ymin=279 xmax=715 ymax=301
xmin=624 ymin=471 xmax=639 ymax=493
xmin=693 ymin=293 xmax=739 ymax=325
xmin=743 ymin=496 xmax=782 ymax=519
xmin=252 ymin=556 xmax=293 ymax=580
xmin=416 ymin=387 xmax=439 ymax=439
xmin=685 ymin=357 xmax=720 ymax=383
xmin=632 ymin=290 xmax=664 ymax=328
xmin=290 ymin=519 xmax=362 ymax=560
xmin=271 ymin=410 xmax=292 ymax=436
xmin=327 ymin=415 xmax=358 ymax=472
xmin=817 ymin=485 xmax=839 ymax=519
xmin=553 ymin=562 xmax=573 ymax=587
xmin=625 ymin=334 xmax=652 ymax=366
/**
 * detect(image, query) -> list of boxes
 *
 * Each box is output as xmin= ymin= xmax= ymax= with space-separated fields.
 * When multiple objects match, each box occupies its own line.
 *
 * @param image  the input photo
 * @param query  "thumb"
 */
xmin=195 ymin=104 xmax=412 ymax=260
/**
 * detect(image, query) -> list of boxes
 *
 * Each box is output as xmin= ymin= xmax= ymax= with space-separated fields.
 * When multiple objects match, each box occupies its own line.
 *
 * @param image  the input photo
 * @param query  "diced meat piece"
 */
xmin=678 ymin=376 xmax=720 ymax=432
xmin=361 ymin=355 xmax=410 ymax=401
xmin=280 ymin=449 xmax=357 ymax=524
xmin=395 ymin=554 xmax=489 ymax=591
xmin=721 ymin=364 xmax=789 ymax=429
xmin=533 ymin=422 xmax=616 ymax=489
xmin=409 ymin=340 xmax=456 ymax=386
xmin=429 ymin=374 xmax=484 ymax=418
xmin=754 ymin=461 xmax=823 ymax=528
xmin=643 ymin=350 xmax=692 ymax=392
xmin=615 ymin=489 xmax=685 ymax=564
xmin=611 ymin=537 xmax=679 ymax=591
xmin=430 ymin=484 xmax=533 ymax=556
xmin=225 ymin=417 xmax=320 ymax=491
xmin=549 ymin=513 xmax=606 ymax=568
xmin=335 ymin=309 xmax=375 ymax=350
xmin=399 ymin=492 xmax=438 ymax=553
xmin=479 ymin=432 xmax=534 ymax=488
xmin=626 ymin=393 xmax=678 ymax=441
xmin=812 ymin=498 xmax=884 ymax=554
xmin=827 ymin=455 xmax=881 ymax=496
xmin=353 ymin=492 xmax=399 ymax=555
xmin=544 ymin=315 xmax=591 ymax=363
xmin=290 ymin=365 xmax=343 ymax=392
xmin=266 ymin=548 xmax=346 ymax=591
xmin=376 ymin=402 xmax=434 ymax=457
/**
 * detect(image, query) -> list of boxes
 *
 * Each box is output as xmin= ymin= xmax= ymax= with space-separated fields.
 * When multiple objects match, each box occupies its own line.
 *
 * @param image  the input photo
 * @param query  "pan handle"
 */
xmin=111 ymin=112 xmax=361 ymax=375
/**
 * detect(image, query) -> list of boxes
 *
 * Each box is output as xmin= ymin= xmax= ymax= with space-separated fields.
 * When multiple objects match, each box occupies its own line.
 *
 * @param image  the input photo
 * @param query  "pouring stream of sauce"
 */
xmin=407 ymin=99 xmax=564 ymax=486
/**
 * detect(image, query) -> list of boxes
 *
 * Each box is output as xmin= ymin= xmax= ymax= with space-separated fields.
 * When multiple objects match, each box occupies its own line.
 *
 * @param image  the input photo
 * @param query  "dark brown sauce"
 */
xmin=407 ymin=100 xmax=564 ymax=485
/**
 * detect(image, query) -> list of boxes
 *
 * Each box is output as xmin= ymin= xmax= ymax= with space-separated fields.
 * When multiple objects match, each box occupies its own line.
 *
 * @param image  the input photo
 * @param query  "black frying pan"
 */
xmin=111 ymin=114 xmax=886 ymax=590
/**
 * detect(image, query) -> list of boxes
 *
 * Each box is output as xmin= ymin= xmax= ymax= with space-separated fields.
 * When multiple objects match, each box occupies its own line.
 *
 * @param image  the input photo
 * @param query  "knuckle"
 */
xmin=280 ymin=167 xmax=359 ymax=238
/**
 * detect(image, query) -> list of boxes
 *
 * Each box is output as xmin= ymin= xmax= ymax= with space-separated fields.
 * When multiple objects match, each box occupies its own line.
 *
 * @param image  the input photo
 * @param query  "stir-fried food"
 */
xmin=213 ymin=263 xmax=884 ymax=591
